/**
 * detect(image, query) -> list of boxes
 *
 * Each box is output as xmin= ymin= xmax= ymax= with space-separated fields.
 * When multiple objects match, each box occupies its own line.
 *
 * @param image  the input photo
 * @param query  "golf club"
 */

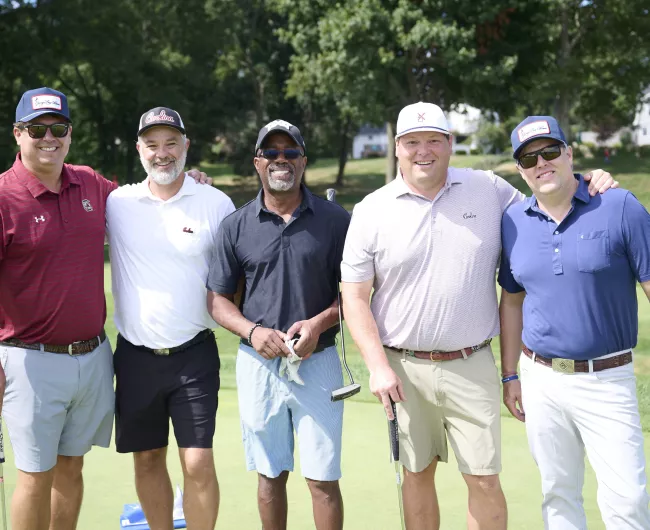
xmin=388 ymin=399 xmax=405 ymax=530
xmin=0 ymin=417 xmax=7 ymax=530
xmin=326 ymin=188 xmax=362 ymax=401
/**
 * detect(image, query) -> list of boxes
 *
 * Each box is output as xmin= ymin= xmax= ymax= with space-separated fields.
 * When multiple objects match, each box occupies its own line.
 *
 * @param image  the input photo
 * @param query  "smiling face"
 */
xmin=396 ymin=131 xmax=452 ymax=192
xmin=253 ymin=132 xmax=306 ymax=193
xmin=14 ymin=114 xmax=72 ymax=176
xmin=137 ymin=126 xmax=189 ymax=185
xmin=517 ymin=138 xmax=574 ymax=198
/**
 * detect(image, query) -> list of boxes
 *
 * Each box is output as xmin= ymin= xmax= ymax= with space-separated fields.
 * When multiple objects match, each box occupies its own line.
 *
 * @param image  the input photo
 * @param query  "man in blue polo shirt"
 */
xmin=206 ymin=119 xmax=350 ymax=530
xmin=498 ymin=115 xmax=650 ymax=529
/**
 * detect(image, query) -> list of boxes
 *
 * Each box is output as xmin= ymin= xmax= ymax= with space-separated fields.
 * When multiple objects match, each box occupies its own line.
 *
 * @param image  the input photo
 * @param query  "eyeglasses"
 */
xmin=517 ymin=144 xmax=563 ymax=169
xmin=18 ymin=123 xmax=70 ymax=139
xmin=259 ymin=148 xmax=303 ymax=160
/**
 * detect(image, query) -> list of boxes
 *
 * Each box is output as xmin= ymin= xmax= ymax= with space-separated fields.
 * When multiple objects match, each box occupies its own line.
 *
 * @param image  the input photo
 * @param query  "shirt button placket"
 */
xmin=552 ymin=227 xmax=563 ymax=275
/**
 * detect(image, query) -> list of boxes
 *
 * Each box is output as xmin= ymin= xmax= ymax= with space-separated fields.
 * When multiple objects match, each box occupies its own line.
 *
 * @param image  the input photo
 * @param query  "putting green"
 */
xmin=2 ymin=389 xmax=646 ymax=529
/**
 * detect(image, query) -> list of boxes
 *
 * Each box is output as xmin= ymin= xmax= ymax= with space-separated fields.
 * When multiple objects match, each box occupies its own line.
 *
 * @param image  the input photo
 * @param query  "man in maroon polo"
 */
xmin=0 ymin=87 xmax=116 ymax=530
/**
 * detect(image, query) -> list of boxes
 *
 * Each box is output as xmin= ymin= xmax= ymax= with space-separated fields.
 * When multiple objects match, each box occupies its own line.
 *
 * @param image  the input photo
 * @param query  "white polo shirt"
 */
xmin=341 ymin=167 xmax=524 ymax=352
xmin=107 ymin=175 xmax=235 ymax=348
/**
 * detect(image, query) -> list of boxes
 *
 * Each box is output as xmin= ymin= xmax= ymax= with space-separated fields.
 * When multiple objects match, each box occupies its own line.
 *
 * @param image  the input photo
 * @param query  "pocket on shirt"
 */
xmin=576 ymin=230 xmax=610 ymax=273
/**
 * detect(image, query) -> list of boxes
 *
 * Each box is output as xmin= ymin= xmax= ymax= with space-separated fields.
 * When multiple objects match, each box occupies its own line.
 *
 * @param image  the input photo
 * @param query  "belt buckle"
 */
xmin=153 ymin=348 xmax=170 ymax=356
xmin=429 ymin=351 xmax=443 ymax=362
xmin=68 ymin=341 xmax=81 ymax=356
xmin=552 ymin=358 xmax=575 ymax=374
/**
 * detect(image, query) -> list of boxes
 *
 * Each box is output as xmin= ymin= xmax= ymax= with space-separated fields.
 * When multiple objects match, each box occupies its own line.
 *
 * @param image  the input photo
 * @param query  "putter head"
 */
xmin=331 ymin=383 xmax=361 ymax=401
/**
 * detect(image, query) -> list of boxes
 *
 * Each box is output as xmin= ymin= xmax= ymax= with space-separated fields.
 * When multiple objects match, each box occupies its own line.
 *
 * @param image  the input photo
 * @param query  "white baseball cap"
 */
xmin=395 ymin=102 xmax=450 ymax=139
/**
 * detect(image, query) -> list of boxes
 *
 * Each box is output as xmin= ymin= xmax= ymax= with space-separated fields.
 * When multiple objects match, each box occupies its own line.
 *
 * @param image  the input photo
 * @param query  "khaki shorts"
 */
xmin=385 ymin=345 xmax=501 ymax=476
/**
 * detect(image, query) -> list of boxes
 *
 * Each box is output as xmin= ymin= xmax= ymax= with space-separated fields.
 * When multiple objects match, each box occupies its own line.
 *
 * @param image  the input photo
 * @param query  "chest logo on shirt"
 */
xmin=82 ymin=199 xmax=94 ymax=212
xmin=34 ymin=215 xmax=45 ymax=223
xmin=463 ymin=212 xmax=477 ymax=219
xmin=182 ymin=227 xmax=194 ymax=234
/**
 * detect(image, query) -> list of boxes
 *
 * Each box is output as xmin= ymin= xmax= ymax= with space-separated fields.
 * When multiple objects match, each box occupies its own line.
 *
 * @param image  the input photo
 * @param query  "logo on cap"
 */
xmin=31 ymin=95 xmax=62 ymax=111
xmin=265 ymin=119 xmax=292 ymax=131
xmin=417 ymin=113 xmax=426 ymax=122
xmin=145 ymin=110 xmax=175 ymax=124
xmin=517 ymin=121 xmax=551 ymax=142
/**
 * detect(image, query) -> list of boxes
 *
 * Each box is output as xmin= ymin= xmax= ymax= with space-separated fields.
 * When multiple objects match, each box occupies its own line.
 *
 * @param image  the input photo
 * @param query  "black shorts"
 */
xmin=114 ymin=330 xmax=220 ymax=453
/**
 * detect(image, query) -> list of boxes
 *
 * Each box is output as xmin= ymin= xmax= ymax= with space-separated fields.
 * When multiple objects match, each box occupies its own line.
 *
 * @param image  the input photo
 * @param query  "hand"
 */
xmin=503 ymin=379 xmax=525 ymax=422
xmin=250 ymin=327 xmax=290 ymax=359
xmin=187 ymin=168 xmax=213 ymax=186
xmin=583 ymin=169 xmax=618 ymax=196
xmin=286 ymin=320 xmax=320 ymax=359
xmin=369 ymin=364 xmax=406 ymax=420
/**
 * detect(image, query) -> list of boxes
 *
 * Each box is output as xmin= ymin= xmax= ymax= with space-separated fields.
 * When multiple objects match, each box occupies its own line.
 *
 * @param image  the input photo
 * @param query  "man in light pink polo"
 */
xmin=341 ymin=102 xmax=616 ymax=530
xmin=0 ymin=87 xmax=116 ymax=530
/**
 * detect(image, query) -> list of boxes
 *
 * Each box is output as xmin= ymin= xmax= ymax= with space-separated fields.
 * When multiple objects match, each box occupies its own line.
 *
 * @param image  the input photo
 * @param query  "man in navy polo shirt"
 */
xmin=499 ymin=115 xmax=650 ymax=528
xmin=207 ymin=119 xmax=350 ymax=530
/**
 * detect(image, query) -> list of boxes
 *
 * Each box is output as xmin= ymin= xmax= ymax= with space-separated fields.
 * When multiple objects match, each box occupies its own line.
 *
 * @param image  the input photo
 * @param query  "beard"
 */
xmin=266 ymin=163 xmax=295 ymax=191
xmin=140 ymin=150 xmax=187 ymax=185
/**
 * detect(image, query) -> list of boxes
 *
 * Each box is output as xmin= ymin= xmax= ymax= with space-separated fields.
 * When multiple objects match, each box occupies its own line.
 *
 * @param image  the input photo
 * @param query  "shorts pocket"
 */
xmin=577 ymin=230 xmax=610 ymax=273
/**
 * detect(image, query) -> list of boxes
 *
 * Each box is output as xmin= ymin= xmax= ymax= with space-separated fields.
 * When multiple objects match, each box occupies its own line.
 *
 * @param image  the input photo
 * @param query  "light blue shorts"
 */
xmin=236 ymin=344 xmax=344 ymax=481
xmin=0 ymin=339 xmax=115 ymax=472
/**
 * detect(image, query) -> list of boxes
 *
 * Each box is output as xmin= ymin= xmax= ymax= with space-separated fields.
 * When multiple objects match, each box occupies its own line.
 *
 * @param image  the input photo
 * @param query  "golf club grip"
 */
xmin=389 ymin=400 xmax=399 ymax=462
xmin=0 ymin=417 xmax=5 ymax=463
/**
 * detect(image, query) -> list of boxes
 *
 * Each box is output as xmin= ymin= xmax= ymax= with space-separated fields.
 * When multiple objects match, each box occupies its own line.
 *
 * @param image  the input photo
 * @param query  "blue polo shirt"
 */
xmin=207 ymin=185 xmax=350 ymax=347
xmin=498 ymin=175 xmax=650 ymax=360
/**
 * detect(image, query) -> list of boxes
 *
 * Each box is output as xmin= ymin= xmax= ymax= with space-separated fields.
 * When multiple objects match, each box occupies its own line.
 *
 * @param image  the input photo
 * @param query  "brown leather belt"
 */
xmin=387 ymin=338 xmax=492 ymax=362
xmin=523 ymin=345 xmax=632 ymax=373
xmin=0 ymin=330 xmax=106 ymax=356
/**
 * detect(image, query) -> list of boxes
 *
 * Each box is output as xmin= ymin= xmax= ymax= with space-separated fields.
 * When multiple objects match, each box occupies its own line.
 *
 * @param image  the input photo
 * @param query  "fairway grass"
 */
xmin=1 ymin=390 xmax=640 ymax=529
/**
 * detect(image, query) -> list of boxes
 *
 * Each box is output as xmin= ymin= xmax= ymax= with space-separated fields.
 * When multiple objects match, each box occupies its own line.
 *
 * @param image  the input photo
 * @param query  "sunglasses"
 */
xmin=19 ymin=123 xmax=70 ymax=139
xmin=259 ymin=148 xmax=303 ymax=160
xmin=517 ymin=144 xmax=563 ymax=169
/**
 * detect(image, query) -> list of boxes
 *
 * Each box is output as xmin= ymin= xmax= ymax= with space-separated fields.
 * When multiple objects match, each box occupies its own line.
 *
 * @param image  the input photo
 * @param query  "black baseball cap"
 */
xmin=255 ymin=119 xmax=306 ymax=154
xmin=137 ymin=107 xmax=185 ymax=136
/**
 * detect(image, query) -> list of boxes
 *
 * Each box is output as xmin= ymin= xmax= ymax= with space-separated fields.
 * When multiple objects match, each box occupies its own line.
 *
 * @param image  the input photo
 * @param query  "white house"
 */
xmin=351 ymin=105 xmax=481 ymax=159
xmin=633 ymin=87 xmax=650 ymax=146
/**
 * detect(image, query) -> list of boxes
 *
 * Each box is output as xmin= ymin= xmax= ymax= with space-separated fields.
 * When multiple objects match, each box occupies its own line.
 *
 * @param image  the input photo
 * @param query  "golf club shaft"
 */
xmin=388 ymin=400 xmax=406 ymax=530
xmin=0 ymin=417 xmax=7 ymax=530
xmin=326 ymin=188 xmax=356 ymax=385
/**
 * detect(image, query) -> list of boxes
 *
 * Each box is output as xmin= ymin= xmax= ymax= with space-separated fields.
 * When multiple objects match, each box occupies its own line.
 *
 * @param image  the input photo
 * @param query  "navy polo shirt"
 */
xmin=207 ymin=185 xmax=350 ymax=346
xmin=498 ymin=175 xmax=650 ymax=360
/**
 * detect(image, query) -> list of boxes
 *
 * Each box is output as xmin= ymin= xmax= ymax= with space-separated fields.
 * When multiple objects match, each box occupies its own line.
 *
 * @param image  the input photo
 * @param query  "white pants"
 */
xmin=520 ymin=352 xmax=650 ymax=529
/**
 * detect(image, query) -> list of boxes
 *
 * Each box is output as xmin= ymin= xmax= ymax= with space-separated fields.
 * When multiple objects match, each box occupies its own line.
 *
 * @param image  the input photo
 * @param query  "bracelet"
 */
xmin=247 ymin=323 xmax=261 ymax=345
xmin=501 ymin=374 xmax=519 ymax=384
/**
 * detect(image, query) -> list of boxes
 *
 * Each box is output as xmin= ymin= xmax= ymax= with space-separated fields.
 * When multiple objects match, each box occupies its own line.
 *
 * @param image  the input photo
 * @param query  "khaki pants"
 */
xmin=385 ymin=345 xmax=501 ymax=475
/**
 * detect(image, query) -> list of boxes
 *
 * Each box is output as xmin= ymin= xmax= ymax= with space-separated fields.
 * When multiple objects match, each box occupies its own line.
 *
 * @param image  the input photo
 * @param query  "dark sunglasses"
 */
xmin=259 ymin=148 xmax=303 ymax=160
xmin=517 ymin=144 xmax=563 ymax=169
xmin=19 ymin=122 xmax=70 ymax=139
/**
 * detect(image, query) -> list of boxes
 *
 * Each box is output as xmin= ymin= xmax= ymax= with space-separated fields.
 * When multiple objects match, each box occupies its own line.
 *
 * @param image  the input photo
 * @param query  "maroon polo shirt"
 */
xmin=0 ymin=154 xmax=117 ymax=344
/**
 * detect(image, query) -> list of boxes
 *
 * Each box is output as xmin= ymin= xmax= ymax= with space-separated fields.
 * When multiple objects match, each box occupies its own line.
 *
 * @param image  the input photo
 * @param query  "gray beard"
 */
xmin=141 ymin=150 xmax=187 ymax=185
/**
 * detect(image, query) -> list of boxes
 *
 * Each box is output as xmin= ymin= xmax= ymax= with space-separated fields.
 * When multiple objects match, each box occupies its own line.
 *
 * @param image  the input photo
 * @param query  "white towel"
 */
xmin=279 ymin=338 xmax=305 ymax=385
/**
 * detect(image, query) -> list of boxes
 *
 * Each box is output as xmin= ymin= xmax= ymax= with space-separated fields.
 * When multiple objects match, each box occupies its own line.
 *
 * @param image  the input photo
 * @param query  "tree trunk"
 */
xmin=335 ymin=117 xmax=350 ymax=187
xmin=385 ymin=121 xmax=396 ymax=184
xmin=554 ymin=2 xmax=572 ymax=141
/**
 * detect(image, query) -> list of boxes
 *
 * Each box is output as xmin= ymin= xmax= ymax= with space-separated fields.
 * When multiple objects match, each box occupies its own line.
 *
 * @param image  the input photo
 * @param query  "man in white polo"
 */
xmin=340 ymin=102 xmax=616 ymax=530
xmin=106 ymin=107 xmax=235 ymax=530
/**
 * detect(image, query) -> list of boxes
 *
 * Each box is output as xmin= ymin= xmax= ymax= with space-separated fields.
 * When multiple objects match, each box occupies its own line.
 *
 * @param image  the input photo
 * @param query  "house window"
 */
xmin=644 ymin=128 xmax=648 ymax=136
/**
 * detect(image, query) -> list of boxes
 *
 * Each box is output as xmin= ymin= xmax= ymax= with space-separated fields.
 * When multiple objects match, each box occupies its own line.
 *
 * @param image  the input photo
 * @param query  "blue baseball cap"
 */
xmin=15 ymin=87 xmax=70 ymax=123
xmin=511 ymin=116 xmax=566 ymax=159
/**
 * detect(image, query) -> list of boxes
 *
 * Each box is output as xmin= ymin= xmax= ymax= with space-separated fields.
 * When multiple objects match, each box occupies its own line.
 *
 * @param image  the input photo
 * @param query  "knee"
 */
xmin=305 ymin=479 xmax=341 ymax=503
xmin=181 ymin=449 xmax=216 ymax=484
xmin=466 ymin=474 xmax=503 ymax=498
xmin=134 ymin=448 xmax=167 ymax=474
xmin=55 ymin=455 xmax=84 ymax=478
xmin=258 ymin=472 xmax=288 ymax=504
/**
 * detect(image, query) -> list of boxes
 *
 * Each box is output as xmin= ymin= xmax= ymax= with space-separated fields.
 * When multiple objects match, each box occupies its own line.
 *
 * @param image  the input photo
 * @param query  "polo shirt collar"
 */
xmin=138 ymin=172 xmax=196 ymax=203
xmin=255 ymin=184 xmax=314 ymax=217
xmin=524 ymin=173 xmax=589 ymax=213
xmin=12 ymin=153 xmax=79 ymax=198
xmin=393 ymin=168 xmax=462 ymax=199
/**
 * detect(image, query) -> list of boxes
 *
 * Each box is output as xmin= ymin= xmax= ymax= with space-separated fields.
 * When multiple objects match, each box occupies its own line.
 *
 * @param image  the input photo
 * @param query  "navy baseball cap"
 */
xmin=255 ymin=119 xmax=306 ymax=154
xmin=511 ymin=116 xmax=567 ymax=159
xmin=138 ymin=107 xmax=186 ymax=136
xmin=16 ymin=87 xmax=70 ymax=123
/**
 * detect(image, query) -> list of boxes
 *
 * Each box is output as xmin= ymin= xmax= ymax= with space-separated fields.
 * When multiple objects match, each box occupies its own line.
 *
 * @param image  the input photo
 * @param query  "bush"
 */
xmin=470 ymin=148 xmax=482 ymax=155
